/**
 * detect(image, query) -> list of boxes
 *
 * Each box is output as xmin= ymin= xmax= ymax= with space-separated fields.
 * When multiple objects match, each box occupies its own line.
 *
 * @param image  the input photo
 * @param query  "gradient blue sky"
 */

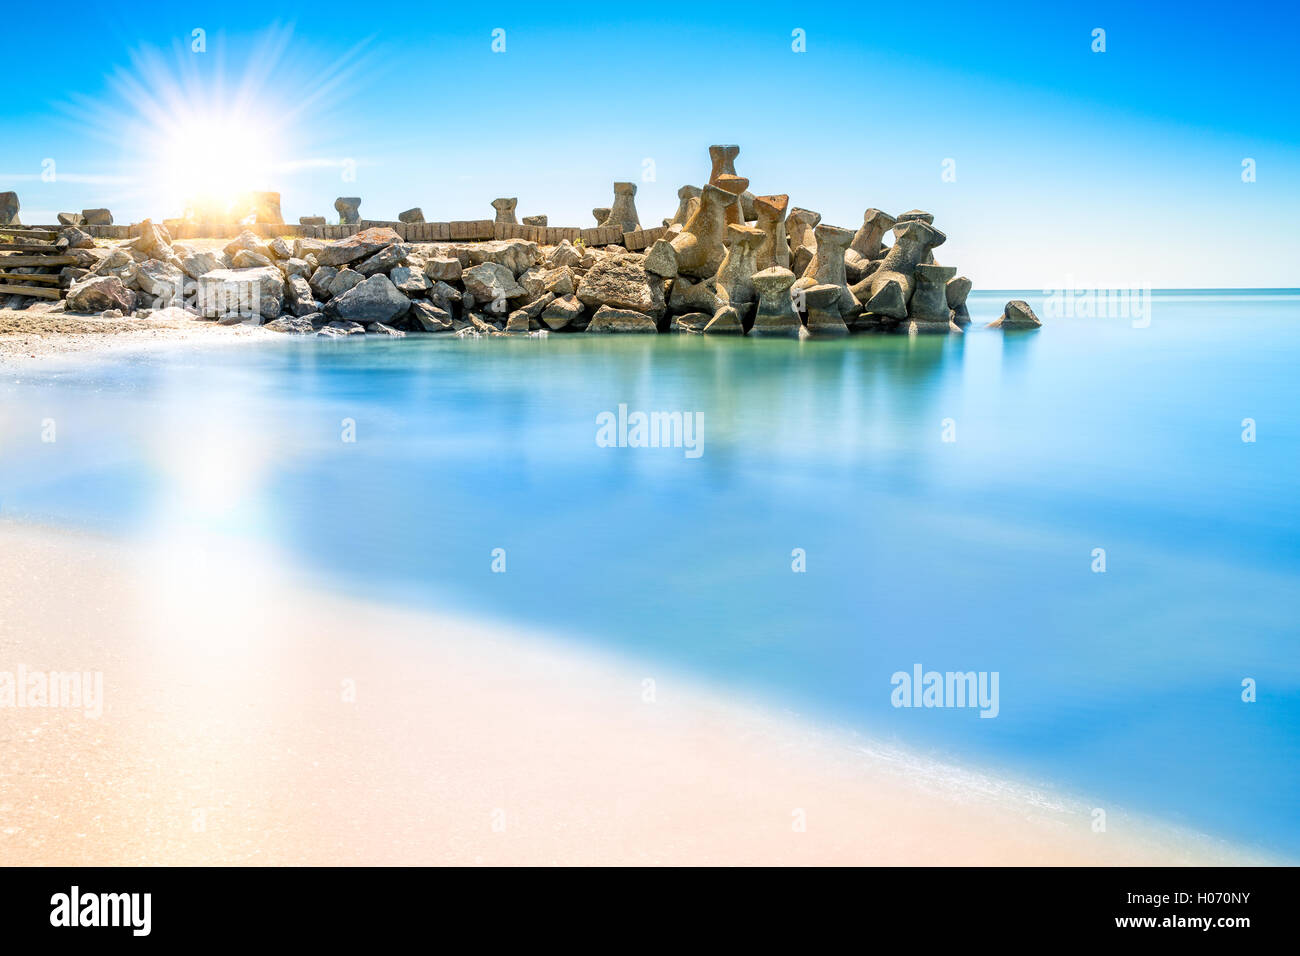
xmin=2 ymin=0 xmax=1296 ymax=287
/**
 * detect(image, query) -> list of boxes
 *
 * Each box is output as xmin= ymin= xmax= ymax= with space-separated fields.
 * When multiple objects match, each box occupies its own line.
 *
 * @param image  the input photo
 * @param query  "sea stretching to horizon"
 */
xmin=1 ymin=287 xmax=1296 ymax=865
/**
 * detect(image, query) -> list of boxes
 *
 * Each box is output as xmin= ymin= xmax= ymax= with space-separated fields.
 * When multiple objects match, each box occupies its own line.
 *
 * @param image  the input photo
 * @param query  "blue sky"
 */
xmin=2 ymin=0 xmax=1296 ymax=287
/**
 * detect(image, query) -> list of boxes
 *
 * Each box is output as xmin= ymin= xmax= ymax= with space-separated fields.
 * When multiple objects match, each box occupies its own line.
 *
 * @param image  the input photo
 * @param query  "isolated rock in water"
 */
xmin=59 ymin=226 xmax=94 ymax=249
xmin=715 ymin=224 xmax=764 ymax=310
xmin=196 ymin=266 xmax=285 ymax=320
xmin=598 ymin=182 xmax=640 ymax=233
xmin=82 ymin=208 xmax=113 ymax=226
xmin=408 ymin=300 xmax=455 ymax=332
xmin=753 ymin=194 xmax=790 ymax=270
xmin=390 ymin=265 xmax=431 ymax=295
xmin=802 ymin=282 xmax=850 ymax=336
xmin=703 ymin=304 xmax=744 ymax=335
xmin=540 ymin=294 xmax=584 ymax=330
xmin=136 ymin=259 xmax=187 ymax=306
xmin=334 ymin=197 xmax=361 ymax=225
xmin=327 ymin=274 xmax=410 ymax=324
xmin=643 ymin=238 xmax=678 ymax=278
xmin=845 ymin=208 xmax=897 ymax=283
xmin=355 ymin=242 xmax=411 ymax=276
xmin=586 ymin=304 xmax=657 ymax=333
xmin=491 ymin=197 xmax=518 ymax=225
xmin=58 ymin=212 xmax=84 ymax=226
xmin=366 ymin=322 xmax=405 ymax=337
xmin=947 ymin=275 xmax=973 ymax=327
xmin=424 ymin=257 xmax=462 ymax=281
xmin=909 ymin=264 xmax=957 ymax=327
xmin=576 ymin=254 xmax=666 ymax=318
xmin=0 ymin=191 xmax=20 ymax=225
xmin=398 ymin=207 xmax=425 ymax=223
xmin=318 ymin=320 xmax=366 ymax=337
xmin=785 ymin=207 xmax=821 ymax=278
xmin=750 ymin=267 xmax=801 ymax=337
xmin=466 ymin=239 xmax=539 ymax=276
xmin=462 ymin=261 xmax=525 ymax=307
xmin=670 ymin=184 xmax=736 ymax=280
xmin=66 ymin=275 xmax=136 ymax=314
xmin=523 ymin=215 xmax=548 ymax=227
xmin=988 ymin=300 xmax=1042 ymax=329
xmin=265 ymin=316 xmax=316 ymax=334
xmin=669 ymin=186 xmax=702 ymax=227
xmin=853 ymin=220 xmax=945 ymax=319
xmin=316 ymin=227 xmax=401 ymax=267
xmin=327 ymin=267 xmax=365 ymax=298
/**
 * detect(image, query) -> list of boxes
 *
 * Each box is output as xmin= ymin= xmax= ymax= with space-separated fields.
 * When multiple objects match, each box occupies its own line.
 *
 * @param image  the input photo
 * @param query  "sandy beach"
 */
xmin=0 ymin=307 xmax=270 ymax=364
xmin=0 ymin=519 xmax=1267 ymax=866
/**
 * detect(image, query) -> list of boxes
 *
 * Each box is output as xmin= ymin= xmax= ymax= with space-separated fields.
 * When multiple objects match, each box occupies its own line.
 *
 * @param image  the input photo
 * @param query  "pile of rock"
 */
xmin=7 ymin=144 xmax=1028 ymax=336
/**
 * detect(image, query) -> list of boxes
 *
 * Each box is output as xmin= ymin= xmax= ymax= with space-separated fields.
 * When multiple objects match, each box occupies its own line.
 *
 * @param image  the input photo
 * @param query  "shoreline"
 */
xmin=0 ymin=519 xmax=1273 ymax=866
xmin=0 ymin=307 xmax=273 ymax=365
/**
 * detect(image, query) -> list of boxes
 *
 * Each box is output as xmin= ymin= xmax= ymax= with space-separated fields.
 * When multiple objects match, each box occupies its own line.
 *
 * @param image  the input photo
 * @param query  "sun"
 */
xmin=156 ymin=109 xmax=281 ymax=221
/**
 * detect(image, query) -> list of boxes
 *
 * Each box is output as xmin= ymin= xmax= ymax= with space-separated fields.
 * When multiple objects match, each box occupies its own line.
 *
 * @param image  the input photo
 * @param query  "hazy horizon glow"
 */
xmin=2 ymin=1 xmax=1297 ymax=287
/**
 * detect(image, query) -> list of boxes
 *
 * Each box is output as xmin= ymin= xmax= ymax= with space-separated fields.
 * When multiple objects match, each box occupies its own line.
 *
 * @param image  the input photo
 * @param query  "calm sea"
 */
xmin=3 ymin=289 xmax=1297 ymax=856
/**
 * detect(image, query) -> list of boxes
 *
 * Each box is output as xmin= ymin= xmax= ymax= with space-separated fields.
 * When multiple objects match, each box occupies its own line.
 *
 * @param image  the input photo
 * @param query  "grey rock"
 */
xmin=988 ymin=300 xmax=1041 ymax=330
xmin=334 ymin=197 xmax=362 ymax=225
xmin=576 ymin=254 xmax=666 ymax=318
xmin=398 ymin=208 xmax=425 ymax=223
xmin=66 ymin=275 xmax=136 ymax=314
xmin=327 ymin=274 xmax=410 ymax=324
xmin=265 ymin=316 xmax=316 ymax=334
xmin=586 ymin=304 xmax=657 ymax=333
xmin=366 ymin=322 xmax=405 ymax=337
xmin=327 ymin=267 xmax=364 ymax=298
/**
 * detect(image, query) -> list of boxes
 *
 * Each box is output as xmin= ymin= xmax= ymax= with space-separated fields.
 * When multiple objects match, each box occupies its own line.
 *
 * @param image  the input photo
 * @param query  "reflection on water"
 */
xmin=2 ymin=291 xmax=1298 ymax=856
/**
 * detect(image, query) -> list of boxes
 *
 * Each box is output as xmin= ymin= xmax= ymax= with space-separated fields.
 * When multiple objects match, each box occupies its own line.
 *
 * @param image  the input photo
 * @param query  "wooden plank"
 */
xmin=0 ymin=255 xmax=77 ymax=267
xmin=0 ymin=228 xmax=61 ymax=239
xmin=0 ymin=283 xmax=61 ymax=299
xmin=0 ymin=242 xmax=64 ymax=252
xmin=0 ymin=272 xmax=61 ymax=284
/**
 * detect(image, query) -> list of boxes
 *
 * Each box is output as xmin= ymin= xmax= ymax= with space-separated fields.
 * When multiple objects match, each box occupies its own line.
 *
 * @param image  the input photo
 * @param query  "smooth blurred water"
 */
xmin=2 ymin=290 xmax=1298 ymax=856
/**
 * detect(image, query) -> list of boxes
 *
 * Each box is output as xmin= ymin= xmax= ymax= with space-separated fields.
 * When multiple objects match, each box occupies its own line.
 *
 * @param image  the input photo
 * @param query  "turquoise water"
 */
xmin=2 ymin=290 xmax=1298 ymax=857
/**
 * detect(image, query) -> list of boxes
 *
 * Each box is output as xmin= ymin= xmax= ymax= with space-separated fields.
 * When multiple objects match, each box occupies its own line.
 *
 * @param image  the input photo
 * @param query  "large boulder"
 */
xmin=327 ymin=267 xmax=364 ymax=298
xmin=81 ymin=208 xmax=113 ymax=226
xmin=326 ymin=274 xmax=410 ymax=324
xmin=59 ymin=226 xmax=94 ymax=249
xmin=462 ymin=262 xmax=525 ymax=306
xmin=179 ymin=250 xmax=224 ymax=280
xmin=136 ymin=259 xmax=187 ymax=306
xmin=196 ymin=266 xmax=285 ymax=320
xmin=66 ymin=275 xmax=136 ymax=314
xmin=409 ymin=300 xmax=454 ymax=332
xmin=398 ymin=207 xmax=424 ymax=223
xmin=316 ymin=227 xmax=401 ymax=267
xmin=466 ymin=239 xmax=540 ymax=277
xmin=586 ymin=304 xmax=657 ymax=333
xmin=355 ymin=242 xmax=411 ymax=276
xmin=540 ymin=294 xmax=584 ymax=331
xmin=265 ymin=316 xmax=316 ymax=334
xmin=577 ymin=255 xmax=666 ymax=318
